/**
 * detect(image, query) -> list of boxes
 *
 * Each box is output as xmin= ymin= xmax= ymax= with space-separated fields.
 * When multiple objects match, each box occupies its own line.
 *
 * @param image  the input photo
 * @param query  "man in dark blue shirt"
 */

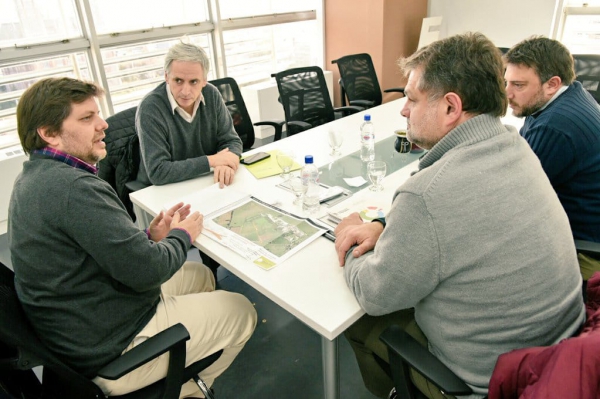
xmin=504 ymin=36 xmax=600 ymax=279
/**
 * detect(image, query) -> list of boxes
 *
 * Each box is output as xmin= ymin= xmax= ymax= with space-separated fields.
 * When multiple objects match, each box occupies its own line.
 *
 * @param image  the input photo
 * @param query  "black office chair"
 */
xmin=0 ymin=261 xmax=222 ymax=399
xmin=379 ymin=239 xmax=600 ymax=399
xmin=331 ymin=53 xmax=405 ymax=109
xmin=271 ymin=66 xmax=362 ymax=137
xmin=98 ymin=106 xmax=146 ymax=221
xmin=209 ymin=77 xmax=285 ymax=147
xmin=572 ymin=54 xmax=600 ymax=104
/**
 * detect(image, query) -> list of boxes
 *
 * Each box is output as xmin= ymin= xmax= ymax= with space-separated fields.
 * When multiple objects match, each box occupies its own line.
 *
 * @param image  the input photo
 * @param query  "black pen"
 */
xmin=323 ymin=231 xmax=336 ymax=242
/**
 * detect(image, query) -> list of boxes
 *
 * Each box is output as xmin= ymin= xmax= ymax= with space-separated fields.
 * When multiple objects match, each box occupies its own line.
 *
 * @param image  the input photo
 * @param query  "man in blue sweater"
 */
xmin=504 ymin=37 xmax=600 ymax=279
xmin=136 ymin=41 xmax=243 ymax=188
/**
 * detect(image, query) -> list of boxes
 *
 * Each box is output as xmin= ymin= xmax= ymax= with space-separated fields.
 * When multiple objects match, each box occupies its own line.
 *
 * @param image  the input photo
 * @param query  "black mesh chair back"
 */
xmin=273 ymin=66 xmax=336 ymax=136
xmin=573 ymin=54 xmax=600 ymax=104
xmin=98 ymin=106 xmax=141 ymax=220
xmin=332 ymin=53 xmax=405 ymax=109
xmin=209 ymin=77 xmax=255 ymax=150
xmin=332 ymin=53 xmax=383 ymax=108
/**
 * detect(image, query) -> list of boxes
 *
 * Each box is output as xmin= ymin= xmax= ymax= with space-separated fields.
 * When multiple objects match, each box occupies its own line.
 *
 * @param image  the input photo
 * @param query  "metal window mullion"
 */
xmin=219 ymin=11 xmax=317 ymax=31
xmin=316 ymin=0 xmax=325 ymax=69
xmin=209 ymin=0 xmax=227 ymax=78
xmin=0 ymin=38 xmax=90 ymax=64
xmin=564 ymin=6 xmax=600 ymax=15
xmin=76 ymin=0 xmax=113 ymax=116
xmin=550 ymin=0 xmax=567 ymax=39
xmin=95 ymin=22 xmax=215 ymax=48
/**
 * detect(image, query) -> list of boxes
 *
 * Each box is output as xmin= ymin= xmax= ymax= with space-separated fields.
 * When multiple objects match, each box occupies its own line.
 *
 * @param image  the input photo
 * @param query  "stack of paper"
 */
xmin=326 ymin=199 xmax=388 ymax=225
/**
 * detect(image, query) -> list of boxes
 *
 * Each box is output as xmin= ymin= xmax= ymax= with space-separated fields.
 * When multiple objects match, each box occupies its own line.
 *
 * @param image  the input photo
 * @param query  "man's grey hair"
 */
xmin=164 ymin=42 xmax=210 ymax=78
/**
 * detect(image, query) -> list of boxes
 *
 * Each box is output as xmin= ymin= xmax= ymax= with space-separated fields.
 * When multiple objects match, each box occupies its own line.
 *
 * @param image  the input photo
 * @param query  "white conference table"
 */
xmin=129 ymin=98 xmax=524 ymax=399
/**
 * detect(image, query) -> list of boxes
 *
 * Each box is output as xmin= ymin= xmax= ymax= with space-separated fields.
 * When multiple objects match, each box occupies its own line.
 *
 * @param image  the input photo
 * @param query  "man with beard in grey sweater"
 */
xmin=335 ymin=33 xmax=585 ymax=399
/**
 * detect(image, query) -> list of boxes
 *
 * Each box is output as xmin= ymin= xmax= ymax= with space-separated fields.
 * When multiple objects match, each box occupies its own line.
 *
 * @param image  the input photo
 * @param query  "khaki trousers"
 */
xmin=579 ymin=252 xmax=600 ymax=281
xmin=345 ymin=308 xmax=455 ymax=399
xmin=93 ymin=261 xmax=257 ymax=398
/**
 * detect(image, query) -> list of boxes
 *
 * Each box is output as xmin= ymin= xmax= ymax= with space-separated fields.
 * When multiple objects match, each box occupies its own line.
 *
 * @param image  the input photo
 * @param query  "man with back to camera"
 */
xmin=136 ymin=40 xmax=242 ymax=188
xmin=8 ymin=77 xmax=257 ymax=397
xmin=334 ymin=33 xmax=585 ymax=398
xmin=504 ymin=36 xmax=600 ymax=281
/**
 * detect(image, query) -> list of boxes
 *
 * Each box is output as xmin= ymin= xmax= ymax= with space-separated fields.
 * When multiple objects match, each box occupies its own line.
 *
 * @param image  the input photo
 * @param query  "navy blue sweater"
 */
xmin=521 ymin=81 xmax=600 ymax=243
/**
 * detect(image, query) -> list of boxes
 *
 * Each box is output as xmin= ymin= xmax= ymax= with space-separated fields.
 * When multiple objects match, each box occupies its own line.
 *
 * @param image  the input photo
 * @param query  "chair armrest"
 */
xmin=286 ymin=121 xmax=313 ymax=136
xmin=575 ymin=239 xmax=600 ymax=258
xmin=97 ymin=323 xmax=190 ymax=380
xmin=333 ymin=106 xmax=363 ymax=117
xmin=383 ymin=87 xmax=405 ymax=95
xmin=254 ymin=120 xmax=286 ymax=142
xmin=348 ymin=99 xmax=373 ymax=109
xmin=380 ymin=325 xmax=472 ymax=396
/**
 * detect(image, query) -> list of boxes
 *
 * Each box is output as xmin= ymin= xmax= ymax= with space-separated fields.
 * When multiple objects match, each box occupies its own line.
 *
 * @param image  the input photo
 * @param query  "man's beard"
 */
xmin=511 ymin=90 xmax=547 ymax=117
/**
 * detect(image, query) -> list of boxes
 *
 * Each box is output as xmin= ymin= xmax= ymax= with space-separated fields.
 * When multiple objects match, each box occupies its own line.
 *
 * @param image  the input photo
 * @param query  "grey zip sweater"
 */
xmin=344 ymin=114 xmax=585 ymax=396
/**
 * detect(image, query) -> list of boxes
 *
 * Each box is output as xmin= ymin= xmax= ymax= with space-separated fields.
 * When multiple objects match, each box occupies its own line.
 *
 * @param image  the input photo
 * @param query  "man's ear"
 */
xmin=443 ymin=92 xmax=463 ymax=123
xmin=37 ymin=127 xmax=59 ymax=148
xmin=544 ymin=76 xmax=562 ymax=96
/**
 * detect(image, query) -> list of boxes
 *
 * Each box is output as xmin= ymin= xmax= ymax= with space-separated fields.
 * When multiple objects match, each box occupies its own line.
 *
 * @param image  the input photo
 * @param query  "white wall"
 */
xmin=428 ymin=0 xmax=559 ymax=47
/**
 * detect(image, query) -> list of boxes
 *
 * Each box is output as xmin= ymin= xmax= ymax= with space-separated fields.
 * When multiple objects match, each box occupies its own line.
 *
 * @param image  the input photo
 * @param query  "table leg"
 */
xmin=321 ymin=336 xmax=339 ymax=399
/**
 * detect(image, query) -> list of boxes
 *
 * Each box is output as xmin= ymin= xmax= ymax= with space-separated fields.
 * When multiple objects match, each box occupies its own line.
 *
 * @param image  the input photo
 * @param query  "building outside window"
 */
xmin=0 ymin=0 xmax=322 ymax=150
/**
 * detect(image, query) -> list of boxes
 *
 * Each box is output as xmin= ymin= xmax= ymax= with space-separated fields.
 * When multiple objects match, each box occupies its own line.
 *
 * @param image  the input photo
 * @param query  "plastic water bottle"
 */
xmin=360 ymin=114 xmax=375 ymax=162
xmin=301 ymin=155 xmax=320 ymax=213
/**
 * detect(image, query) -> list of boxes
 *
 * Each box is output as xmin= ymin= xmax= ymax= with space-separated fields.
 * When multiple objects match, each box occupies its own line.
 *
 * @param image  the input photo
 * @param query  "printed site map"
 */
xmin=212 ymin=199 xmax=320 ymax=259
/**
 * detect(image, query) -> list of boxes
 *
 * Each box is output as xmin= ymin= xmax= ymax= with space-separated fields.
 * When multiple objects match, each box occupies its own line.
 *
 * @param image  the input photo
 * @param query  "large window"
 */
xmin=89 ymin=0 xmax=209 ymax=35
xmin=223 ymin=20 xmax=320 ymax=86
xmin=0 ymin=0 xmax=81 ymax=47
xmin=555 ymin=0 xmax=600 ymax=53
xmin=0 ymin=0 xmax=323 ymax=149
xmin=0 ymin=53 xmax=91 ymax=146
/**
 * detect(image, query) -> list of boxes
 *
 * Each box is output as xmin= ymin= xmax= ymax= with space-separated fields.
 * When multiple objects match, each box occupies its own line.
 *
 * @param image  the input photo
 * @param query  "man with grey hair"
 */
xmin=335 ymin=32 xmax=584 ymax=398
xmin=136 ymin=41 xmax=242 ymax=188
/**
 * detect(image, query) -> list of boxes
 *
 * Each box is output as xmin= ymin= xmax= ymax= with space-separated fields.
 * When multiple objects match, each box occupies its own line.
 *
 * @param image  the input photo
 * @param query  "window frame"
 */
xmin=0 ymin=0 xmax=324 ymax=149
xmin=552 ymin=1 xmax=600 ymax=52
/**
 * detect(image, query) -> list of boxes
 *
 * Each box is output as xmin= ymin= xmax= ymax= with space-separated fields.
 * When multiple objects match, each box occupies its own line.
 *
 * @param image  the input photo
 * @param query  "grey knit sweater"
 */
xmin=136 ymin=82 xmax=243 ymax=185
xmin=8 ymin=154 xmax=192 ymax=377
xmin=344 ymin=114 xmax=585 ymax=396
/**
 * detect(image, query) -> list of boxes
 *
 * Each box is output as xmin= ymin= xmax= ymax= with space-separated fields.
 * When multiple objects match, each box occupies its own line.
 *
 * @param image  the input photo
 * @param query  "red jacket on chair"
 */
xmin=488 ymin=272 xmax=600 ymax=399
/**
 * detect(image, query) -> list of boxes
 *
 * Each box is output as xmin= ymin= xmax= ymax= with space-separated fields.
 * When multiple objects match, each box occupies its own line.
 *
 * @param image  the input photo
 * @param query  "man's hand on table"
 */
xmin=334 ymin=213 xmax=384 ymax=266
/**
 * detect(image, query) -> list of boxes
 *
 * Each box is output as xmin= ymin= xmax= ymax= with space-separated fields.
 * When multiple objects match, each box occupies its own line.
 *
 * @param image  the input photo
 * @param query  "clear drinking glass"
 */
xmin=367 ymin=161 xmax=387 ymax=192
xmin=328 ymin=129 xmax=344 ymax=156
xmin=288 ymin=175 xmax=308 ymax=205
xmin=276 ymin=150 xmax=295 ymax=180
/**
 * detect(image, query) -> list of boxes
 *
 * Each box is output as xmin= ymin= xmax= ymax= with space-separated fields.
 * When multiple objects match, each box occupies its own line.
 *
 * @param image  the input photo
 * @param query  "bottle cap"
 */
xmin=305 ymin=155 xmax=314 ymax=164
xmin=364 ymin=114 xmax=371 ymax=121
